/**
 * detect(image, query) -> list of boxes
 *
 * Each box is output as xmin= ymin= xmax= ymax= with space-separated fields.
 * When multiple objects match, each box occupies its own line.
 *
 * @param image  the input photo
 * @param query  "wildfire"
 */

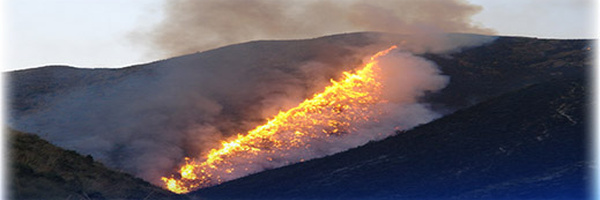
xmin=162 ymin=46 xmax=398 ymax=194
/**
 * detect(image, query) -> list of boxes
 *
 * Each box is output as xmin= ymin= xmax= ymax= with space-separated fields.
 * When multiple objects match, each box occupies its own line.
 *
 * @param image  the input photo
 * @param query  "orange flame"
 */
xmin=162 ymin=46 xmax=398 ymax=194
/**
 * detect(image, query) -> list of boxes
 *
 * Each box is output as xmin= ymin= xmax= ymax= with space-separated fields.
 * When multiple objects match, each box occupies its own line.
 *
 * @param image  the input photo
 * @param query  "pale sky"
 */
xmin=1 ymin=0 xmax=597 ymax=71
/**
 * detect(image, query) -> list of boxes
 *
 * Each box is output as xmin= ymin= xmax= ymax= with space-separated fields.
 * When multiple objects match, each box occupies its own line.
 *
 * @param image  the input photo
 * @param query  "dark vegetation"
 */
xmin=423 ymin=36 xmax=590 ymax=113
xmin=8 ymin=129 xmax=186 ymax=200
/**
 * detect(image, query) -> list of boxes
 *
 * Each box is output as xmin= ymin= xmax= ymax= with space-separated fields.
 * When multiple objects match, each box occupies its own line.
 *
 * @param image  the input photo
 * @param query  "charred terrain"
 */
xmin=6 ymin=32 xmax=592 ymax=199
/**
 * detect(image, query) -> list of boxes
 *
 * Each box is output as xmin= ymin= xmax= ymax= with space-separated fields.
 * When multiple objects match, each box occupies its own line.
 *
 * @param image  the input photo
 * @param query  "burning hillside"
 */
xmin=162 ymin=46 xmax=394 ymax=193
xmin=7 ymin=32 xmax=590 ymax=199
xmin=8 ymin=32 xmax=494 ymax=190
xmin=161 ymin=45 xmax=451 ymax=193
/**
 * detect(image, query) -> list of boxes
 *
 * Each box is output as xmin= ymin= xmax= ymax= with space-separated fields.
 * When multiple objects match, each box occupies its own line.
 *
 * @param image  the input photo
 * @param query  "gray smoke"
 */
xmin=136 ymin=0 xmax=495 ymax=57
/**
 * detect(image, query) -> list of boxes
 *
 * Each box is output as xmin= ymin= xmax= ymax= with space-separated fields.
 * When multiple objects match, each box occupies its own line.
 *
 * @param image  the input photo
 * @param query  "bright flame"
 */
xmin=162 ymin=46 xmax=398 ymax=194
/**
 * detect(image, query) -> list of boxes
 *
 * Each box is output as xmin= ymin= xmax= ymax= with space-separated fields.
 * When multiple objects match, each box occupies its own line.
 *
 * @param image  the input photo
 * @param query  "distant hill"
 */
xmin=193 ymin=76 xmax=588 ymax=199
xmin=8 ymin=129 xmax=186 ymax=200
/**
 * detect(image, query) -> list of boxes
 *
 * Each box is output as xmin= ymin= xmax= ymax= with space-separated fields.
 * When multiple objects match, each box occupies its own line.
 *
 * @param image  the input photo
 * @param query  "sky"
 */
xmin=0 ymin=0 xmax=597 ymax=71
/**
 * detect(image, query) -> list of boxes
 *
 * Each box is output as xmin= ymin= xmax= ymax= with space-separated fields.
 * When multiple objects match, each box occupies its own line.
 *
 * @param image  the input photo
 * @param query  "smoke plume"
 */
xmin=139 ymin=0 xmax=495 ymax=57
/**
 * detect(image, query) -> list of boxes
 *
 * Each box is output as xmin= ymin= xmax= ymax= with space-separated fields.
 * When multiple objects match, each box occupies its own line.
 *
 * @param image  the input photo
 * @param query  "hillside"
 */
xmin=193 ymin=77 xmax=588 ymax=199
xmin=5 ymin=32 xmax=592 ymax=194
xmin=8 ymin=129 xmax=186 ymax=200
xmin=7 ymin=32 xmax=400 ymax=185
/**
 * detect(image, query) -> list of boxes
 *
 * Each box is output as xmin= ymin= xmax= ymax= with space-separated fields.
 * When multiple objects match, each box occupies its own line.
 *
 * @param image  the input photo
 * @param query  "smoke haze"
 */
xmin=139 ymin=0 xmax=495 ymax=57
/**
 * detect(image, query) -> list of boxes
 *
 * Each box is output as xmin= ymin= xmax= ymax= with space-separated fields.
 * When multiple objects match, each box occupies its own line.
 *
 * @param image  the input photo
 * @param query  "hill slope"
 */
xmin=5 ymin=32 xmax=592 ymax=190
xmin=8 ymin=129 xmax=186 ymax=200
xmin=423 ymin=36 xmax=590 ymax=112
xmin=193 ymin=77 xmax=588 ymax=199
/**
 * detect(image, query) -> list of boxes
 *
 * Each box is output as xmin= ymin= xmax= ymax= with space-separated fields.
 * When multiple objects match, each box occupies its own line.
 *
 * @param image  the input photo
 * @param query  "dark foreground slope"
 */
xmin=8 ymin=129 xmax=187 ymax=200
xmin=194 ymin=77 xmax=588 ymax=199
